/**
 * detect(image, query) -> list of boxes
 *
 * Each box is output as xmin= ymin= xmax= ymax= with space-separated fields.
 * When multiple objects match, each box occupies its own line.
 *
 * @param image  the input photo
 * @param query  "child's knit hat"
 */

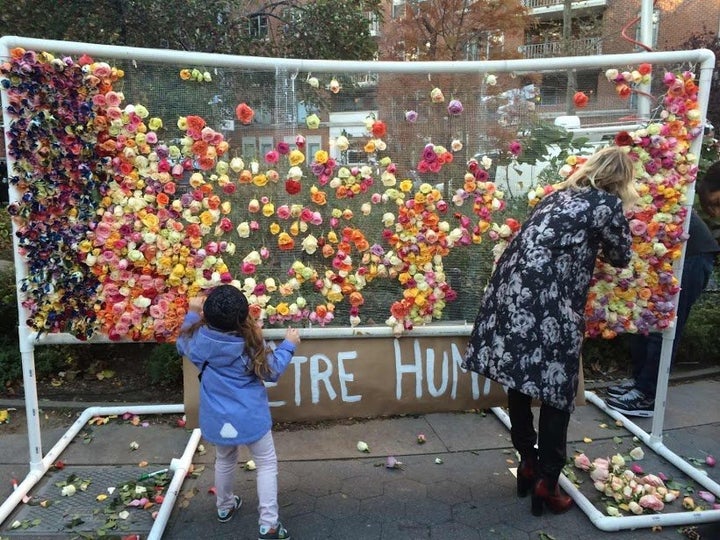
xmin=203 ymin=285 xmax=249 ymax=331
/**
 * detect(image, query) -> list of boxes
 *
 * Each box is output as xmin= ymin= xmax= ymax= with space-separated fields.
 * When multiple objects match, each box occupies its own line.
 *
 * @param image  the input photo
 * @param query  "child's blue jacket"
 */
xmin=176 ymin=312 xmax=296 ymax=446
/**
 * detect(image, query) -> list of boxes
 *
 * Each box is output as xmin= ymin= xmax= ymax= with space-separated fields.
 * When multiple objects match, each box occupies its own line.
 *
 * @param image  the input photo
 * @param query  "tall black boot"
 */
xmin=508 ymin=389 xmax=538 ymax=497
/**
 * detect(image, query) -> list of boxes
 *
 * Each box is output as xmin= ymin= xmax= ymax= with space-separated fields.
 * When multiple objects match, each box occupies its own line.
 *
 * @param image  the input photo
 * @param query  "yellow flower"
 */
xmin=148 ymin=117 xmax=163 ymax=131
xmin=288 ymin=149 xmax=305 ymax=166
xmin=306 ymin=113 xmax=320 ymax=129
xmin=177 ymin=116 xmax=188 ymax=130
xmin=276 ymin=303 xmax=290 ymax=316
xmin=314 ymin=150 xmax=329 ymax=164
xmin=262 ymin=203 xmax=275 ymax=217
xmin=253 ymin=174 xmax=268 ymax=187
xmin=141 ymin=213 xmax=159 ymax=230
xmin=199 ymin=211 xmax=215 ymax=226
xmin=399 ymin=179 xmax=413 ymax=192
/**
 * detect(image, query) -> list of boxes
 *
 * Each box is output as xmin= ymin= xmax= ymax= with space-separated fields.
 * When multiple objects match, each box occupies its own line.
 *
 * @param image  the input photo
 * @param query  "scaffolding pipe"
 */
xmin=148 ymin=428 xmax=202 ymax=540
xmin=0 ymin=404 xmax=186 ymax=527
xmin=491 ymin=405 xmax=720 ymax=531
xmin=0 ymin=36 xmax=714 ymax=75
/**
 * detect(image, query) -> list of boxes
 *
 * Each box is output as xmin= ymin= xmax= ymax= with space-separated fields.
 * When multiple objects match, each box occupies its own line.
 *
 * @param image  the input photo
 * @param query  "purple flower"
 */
xmin=447 ymin=99 xmax=463 ymax=116
xmin=405 ymin=110 xmax=418 ymax=123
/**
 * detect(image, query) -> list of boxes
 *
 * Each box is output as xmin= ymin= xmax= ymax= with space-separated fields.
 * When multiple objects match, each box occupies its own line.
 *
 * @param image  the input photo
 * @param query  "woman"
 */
xmin=463 ymin=146 xmax=638 ymax=516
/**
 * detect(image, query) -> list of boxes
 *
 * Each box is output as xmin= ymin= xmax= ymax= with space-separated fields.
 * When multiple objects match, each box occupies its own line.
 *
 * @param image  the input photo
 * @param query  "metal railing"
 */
xmin=522 ymin=0 xmax=606 ymax=9
xmin=520 ymin=36 xmax=602 ymax=58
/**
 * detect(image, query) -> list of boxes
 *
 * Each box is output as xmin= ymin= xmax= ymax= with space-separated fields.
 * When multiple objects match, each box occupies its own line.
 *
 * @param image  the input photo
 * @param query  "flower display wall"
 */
xmin=1 ymin=49 xmax=704 ymax=341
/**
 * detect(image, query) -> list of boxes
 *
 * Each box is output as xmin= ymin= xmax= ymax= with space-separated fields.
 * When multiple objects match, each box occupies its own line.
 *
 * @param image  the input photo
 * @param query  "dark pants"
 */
xmin=630 ymin=253 xmax=714 ymax=397
xmin=508 ymin=388 xmax=571 ymax=486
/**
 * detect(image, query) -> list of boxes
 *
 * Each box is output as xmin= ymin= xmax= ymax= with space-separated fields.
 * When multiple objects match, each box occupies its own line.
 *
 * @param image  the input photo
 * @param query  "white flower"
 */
xmin=129 ymin=441 xmax=140 ymax=451
xmin=61 ymin=484 xmax=77 ymax=497
xmin=629 ymin=447 xmax=645 ymax=460
xmin=244 ymin=460 xmax=256 ymax=471
xmin=357 ymin=441 xmax=370 ymax=453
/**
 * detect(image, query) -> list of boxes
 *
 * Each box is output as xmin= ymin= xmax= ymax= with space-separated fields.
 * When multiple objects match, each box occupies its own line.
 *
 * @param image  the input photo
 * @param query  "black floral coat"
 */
xmin=463 ymin=187 xmax=632 ymax=412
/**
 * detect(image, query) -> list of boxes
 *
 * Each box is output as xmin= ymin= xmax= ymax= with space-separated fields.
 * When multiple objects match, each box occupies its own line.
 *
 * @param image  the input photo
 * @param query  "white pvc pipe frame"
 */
xmin=0 ymin=35 xmax=715 ymax=535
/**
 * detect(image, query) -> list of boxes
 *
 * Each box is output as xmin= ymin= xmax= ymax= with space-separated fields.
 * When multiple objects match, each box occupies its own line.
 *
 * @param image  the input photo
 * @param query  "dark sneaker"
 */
xmin=606 ymin=378 xmax=636 ymax=398
xmin=217 ymin=495 xmax=242 ymax=523
xmin=259 ymin=522 xmax=290 ymax=540
xmin=606 ymin=388 xmax=654 ymax=417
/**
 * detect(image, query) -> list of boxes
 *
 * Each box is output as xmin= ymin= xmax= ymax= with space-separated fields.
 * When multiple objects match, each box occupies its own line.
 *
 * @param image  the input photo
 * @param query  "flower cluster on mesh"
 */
xmin=1 ymin=49 xmax=704 ymax=340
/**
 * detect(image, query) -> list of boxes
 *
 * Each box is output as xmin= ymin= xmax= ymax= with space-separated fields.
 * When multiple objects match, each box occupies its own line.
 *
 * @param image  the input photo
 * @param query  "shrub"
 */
xmin=145 ymin=343 xmax=183 ymax=388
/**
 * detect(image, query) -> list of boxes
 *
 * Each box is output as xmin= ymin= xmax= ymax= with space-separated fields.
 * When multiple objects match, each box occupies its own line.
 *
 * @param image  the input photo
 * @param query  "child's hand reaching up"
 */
xmin=285 ymin=327 xmax=301 ymax=345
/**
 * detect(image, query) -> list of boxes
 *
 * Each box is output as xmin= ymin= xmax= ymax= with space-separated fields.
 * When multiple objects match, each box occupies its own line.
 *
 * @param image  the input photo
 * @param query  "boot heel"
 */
xmin=531 ymin=493 xmax=544 ymax=516
xmin=517 ymin=474 xmax=532 ymax=498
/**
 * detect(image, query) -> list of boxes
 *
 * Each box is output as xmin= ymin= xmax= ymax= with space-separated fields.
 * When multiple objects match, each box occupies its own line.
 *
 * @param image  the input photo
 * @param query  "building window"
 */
xmin=306 ymin=136 xmax=322 ymax=163
xmin=259 ymin=137 xmax=274 ymax=158
xmin=248 ymin=15 xmax=268 ymax=38
xmin=539 ymin=71 xmax=598 ymax=106
xmin=242 ymin=138 xmax=257 ymax=159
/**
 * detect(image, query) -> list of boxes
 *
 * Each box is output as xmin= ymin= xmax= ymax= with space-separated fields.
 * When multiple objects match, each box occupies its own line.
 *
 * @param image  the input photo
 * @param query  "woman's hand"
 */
xmin=284 ymin=327 xmax=301 ymax=345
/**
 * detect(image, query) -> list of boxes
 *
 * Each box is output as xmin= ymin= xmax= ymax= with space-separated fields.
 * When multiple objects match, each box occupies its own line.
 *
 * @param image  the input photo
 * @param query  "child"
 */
xmin=176 ymin=284 xmax=300 ymax=540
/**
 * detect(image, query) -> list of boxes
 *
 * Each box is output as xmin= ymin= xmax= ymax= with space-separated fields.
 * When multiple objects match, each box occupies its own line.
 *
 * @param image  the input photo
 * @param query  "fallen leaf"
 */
xmin=583 ymin=437 xmax=593 ymax=444
xmin=138 ymin=461 xmax=148 ymax=468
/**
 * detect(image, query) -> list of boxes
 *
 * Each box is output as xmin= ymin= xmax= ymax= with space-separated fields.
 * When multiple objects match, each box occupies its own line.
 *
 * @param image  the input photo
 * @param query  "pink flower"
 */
xmin=574 ymin=453 xmax=591 ymax=471
xmin=508 ymin=140 xmax=522 ymax=156
xmin=265 ymin=150 xmax=279 ymax=164
xmin=638 ymin=494 xmax=664 ymax=512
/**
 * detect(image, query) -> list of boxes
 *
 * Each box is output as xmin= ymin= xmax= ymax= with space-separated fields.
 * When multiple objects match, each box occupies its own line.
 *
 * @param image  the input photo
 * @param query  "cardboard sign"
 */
xmin=183 ymin=336 xmax=585 ymax=427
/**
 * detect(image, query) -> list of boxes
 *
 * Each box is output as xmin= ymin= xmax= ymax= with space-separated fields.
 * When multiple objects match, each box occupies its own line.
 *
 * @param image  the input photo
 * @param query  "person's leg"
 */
xmin=508 ymin=388 xmax=537 ymax=461
xmin=634 ymin=254 xmax=713 ymax=398
xmin=532 ymin=402 xmax=573 ymax=516
xmin=537 ymin=403 xmax=570 ymax=484
xmin=248 ymin=430 xmax=279 ymax=530
xmin=508 ymin=388 xmax=538 ymax=497
xmin=214 ymin=444 xmax=239 ymax=512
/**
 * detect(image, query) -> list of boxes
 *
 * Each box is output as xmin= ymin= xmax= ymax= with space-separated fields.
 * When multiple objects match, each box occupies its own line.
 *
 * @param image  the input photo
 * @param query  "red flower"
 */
xmin=573 ymin=91 xmax=589 ymax=108
xmin=371 ymin=120 xmax=387 ymax=138
xmin=614 ymin=131 xmax=633 ymax=146
xmin=285 ymin=179 xmax=301 ymax=195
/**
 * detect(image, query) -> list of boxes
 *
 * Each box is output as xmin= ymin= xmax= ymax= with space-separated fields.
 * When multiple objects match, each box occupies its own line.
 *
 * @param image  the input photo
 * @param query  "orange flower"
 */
xmin=156 ymin=192 xmax=169 ymax=206
xmin=192 ymin=140 xmax=209 ymax=156
xmin=239 ymin=170 xmax=253 ymax=183
xmin=198 ymin=156 xmax=215 ymax=170
xmin=573 ymin=91 xmax=589 ymax=108
xmin=638 ymin=63 xmax=652 ymax=76
xmin=235 ymin=103 xmax=255 ymax=125
xmin=616 ymin=84 xmax=632 ymax=100
xmin=278 ymin=232 xmax=295 ymax=251
xmin=186 ymin=115 xmax=206 ymax=132
xmin=311 ymin=189 xmax=327 ymax=205
xmin=180 ymin=69 xmax=192 ymax=80
xmin=364 ymin=140 xmax=376 ymax=153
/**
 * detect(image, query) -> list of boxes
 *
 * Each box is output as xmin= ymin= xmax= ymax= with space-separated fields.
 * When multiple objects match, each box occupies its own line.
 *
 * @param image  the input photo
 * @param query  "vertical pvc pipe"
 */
xmin=637 ymin=0 xmax=655 ymax=120
xmin=649 ymin=48 xmax=716 ymax=441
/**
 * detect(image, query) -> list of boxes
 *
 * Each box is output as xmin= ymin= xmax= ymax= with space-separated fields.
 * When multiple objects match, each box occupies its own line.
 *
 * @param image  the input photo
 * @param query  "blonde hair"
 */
xmin=557 ymin=146 xmax=639 ymax=209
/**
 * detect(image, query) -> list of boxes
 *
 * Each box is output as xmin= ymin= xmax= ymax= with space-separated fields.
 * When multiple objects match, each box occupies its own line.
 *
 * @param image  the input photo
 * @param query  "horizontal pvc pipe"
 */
xmin=0 ymin=404 xmax=185 ymax=528
xmin=30 ymin=323 xmax=474 ymax=345
xmin=585 ymin=391 xmax=720 ymax=495
xmin=492 ymin=400 xmax=720 ymax=532
xmin=0 ymin=36 xmax=714 ymax=74
xmin=148 ymin=428 xmax=202 ymax=540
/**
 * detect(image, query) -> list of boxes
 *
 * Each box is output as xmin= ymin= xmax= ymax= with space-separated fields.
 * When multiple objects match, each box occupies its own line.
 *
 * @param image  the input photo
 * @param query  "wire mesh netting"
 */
xmin=0 ymin=43 xmax=709 ymax=341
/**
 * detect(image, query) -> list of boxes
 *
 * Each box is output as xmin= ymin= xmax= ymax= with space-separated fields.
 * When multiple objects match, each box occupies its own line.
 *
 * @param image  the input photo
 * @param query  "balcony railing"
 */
xmin=522 ymin=0 xmax=607 ymax=9
xmin=519 ymin=36 xmax=602 ymax=58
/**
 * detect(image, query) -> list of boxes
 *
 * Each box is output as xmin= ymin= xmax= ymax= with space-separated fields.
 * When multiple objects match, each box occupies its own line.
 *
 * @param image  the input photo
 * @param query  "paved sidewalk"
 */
xmin=1 ymin=379 xmax=719 ymax=539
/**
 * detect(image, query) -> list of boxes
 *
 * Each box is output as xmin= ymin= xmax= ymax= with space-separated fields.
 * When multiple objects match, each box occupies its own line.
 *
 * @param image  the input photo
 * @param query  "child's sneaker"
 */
xmin=259 ymin=522 xmax=290 ymax=539
xmin=217 ymin=495 xmax=242 ymax=523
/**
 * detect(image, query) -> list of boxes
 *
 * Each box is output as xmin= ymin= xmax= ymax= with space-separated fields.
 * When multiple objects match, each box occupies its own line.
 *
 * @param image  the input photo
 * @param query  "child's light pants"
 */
xmin=215 ymin=430 xmax=278 ymax=528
